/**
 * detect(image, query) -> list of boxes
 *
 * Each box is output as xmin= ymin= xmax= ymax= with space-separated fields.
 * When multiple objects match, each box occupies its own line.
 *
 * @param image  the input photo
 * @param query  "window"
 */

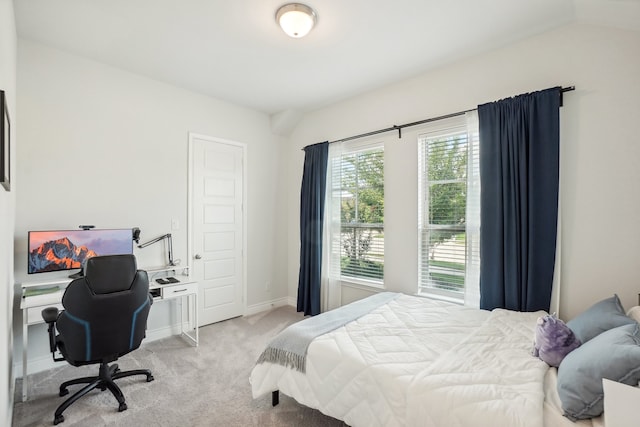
xmin=418 ymin=113 xmax=480 ymax=303
xmin=329 ymin=143 xmax=384 ymax=285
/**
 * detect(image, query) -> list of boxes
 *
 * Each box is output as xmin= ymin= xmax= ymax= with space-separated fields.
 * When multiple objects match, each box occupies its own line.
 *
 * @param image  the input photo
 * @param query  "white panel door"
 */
xmin=190 ymin=135 xmax=245 ymax=326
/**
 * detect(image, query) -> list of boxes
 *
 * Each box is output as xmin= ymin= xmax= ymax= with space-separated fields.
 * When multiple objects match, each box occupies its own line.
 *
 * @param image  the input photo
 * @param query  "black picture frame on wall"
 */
xmin=1 ymin=89 xmax=10 ymax=192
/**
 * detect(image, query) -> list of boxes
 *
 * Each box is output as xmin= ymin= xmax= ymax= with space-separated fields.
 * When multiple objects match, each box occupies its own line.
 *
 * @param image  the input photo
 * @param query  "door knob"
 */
xmin=194 ymin=254 xmax=202 ymax=259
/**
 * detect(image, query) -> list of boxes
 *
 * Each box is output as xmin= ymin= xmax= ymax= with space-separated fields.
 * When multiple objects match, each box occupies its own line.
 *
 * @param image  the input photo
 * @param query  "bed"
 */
xmin=250 ymin=293 xmax=606 ymax=427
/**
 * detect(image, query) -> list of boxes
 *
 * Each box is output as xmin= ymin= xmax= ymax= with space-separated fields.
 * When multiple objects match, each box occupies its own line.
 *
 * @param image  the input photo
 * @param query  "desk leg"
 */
xmin=179 ymin=295 xmax=184 ymax=337
xmin=22 ymin=314 xmax=28 ymax=401
xmin=193 ymin=292 xmax=199 ymax=346
xmin=180 ymin=293 xmax=198 ymax=347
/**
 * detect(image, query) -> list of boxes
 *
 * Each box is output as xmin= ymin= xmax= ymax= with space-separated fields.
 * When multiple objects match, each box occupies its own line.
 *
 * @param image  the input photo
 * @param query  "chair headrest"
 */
xmin=83 ymin=254 xmax=138 ymax=294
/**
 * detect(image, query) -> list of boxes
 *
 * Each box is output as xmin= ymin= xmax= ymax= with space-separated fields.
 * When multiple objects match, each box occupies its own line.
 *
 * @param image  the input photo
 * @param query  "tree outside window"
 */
xmin=339 ymin=149 xmax=384 ymax=280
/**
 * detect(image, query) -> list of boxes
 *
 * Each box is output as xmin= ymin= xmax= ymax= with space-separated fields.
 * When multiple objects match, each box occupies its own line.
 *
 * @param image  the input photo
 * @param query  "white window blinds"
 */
xmin=329 ymin=143 xmax=384 ymax=284
xmin=418 ymin=112 xmax=480 ymax=304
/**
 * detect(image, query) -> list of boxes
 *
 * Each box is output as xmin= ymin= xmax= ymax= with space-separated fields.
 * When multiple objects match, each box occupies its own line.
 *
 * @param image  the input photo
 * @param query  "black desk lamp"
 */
xmin=137 ymin=233 xmax=177 ymax=266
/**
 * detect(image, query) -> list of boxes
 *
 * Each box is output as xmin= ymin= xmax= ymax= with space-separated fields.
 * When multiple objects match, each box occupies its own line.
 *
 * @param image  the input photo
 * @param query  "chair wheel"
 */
xmin=146 ymin=375 xmax=154 ymax=382
xmin=99 ymin=385 xmax=107 ymax=391
xmin=54 ymin=414 xmax=64 ymax=425
xmin=118 ymin=402 xmax=127 ymax=412
xmin=59 ymin=388 xmax=69 ymax=397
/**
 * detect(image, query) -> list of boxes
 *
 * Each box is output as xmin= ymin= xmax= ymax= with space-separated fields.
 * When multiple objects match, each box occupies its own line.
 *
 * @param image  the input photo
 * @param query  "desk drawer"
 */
xmin=26 ymin=303 xmax=63 ymax=325
xmin=162 ymin=282 xmax=197 ymax=299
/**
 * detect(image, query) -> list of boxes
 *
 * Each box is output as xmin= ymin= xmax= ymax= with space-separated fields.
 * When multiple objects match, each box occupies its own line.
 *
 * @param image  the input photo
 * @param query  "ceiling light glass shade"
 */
xmin=276 ymin=3 xmax=317 ymax=38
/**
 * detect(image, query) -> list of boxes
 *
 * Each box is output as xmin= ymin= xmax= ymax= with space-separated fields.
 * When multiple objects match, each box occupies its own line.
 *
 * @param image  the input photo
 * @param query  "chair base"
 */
xmin=52 ymin=361 xmax=154 ymax=425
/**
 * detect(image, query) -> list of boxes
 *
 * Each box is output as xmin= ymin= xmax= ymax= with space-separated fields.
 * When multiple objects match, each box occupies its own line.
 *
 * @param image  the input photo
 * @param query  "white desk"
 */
xmin=603 ymin=379 xmax=640 ymax=427
xmin=19 ymin=266 xmax=198 ymax=402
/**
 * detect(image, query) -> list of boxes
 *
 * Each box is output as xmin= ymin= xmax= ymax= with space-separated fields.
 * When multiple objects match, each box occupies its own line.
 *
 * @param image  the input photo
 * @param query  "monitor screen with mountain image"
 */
xmin=28 ymin=229 xmax=133 ymax=275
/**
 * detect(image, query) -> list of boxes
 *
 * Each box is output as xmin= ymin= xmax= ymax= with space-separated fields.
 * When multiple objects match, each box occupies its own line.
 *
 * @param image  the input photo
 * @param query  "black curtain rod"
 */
xmin=304 ymin=86 xmax=575 ymax=149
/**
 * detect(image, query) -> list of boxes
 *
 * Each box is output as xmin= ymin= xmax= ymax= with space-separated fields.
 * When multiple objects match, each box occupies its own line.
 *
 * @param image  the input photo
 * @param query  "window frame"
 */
xmin=329 ymin=140 xmax=385 ymax=288
xmin=417 ymin=114 xmax=480 ymax=304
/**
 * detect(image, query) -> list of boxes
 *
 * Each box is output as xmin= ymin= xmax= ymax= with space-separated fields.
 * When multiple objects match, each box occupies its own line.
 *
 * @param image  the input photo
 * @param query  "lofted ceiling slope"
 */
xmin=14 ymin=0 xmax=640 ymax=116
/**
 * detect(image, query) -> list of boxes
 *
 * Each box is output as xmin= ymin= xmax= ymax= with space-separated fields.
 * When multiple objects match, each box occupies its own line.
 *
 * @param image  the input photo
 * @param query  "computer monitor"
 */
xmin=28 ymin=228 xmax=134 ymax=275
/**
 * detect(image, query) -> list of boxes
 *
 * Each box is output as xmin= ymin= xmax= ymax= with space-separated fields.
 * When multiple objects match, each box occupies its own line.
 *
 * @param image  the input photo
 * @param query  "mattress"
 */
xmin=251 ymin=294 xmax=601 ymax=427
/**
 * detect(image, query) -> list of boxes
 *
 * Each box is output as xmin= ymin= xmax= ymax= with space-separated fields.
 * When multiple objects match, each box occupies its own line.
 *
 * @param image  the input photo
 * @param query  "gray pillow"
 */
xmin=557 ymin=323 xmax=640 ymax=421
xmin=566 ymin=294 xmax=635 ymax=343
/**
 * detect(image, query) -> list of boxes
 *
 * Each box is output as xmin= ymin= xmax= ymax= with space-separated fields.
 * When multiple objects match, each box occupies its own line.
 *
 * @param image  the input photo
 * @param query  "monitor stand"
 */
xmin=68 ymin=270 xmax=84 ymax=279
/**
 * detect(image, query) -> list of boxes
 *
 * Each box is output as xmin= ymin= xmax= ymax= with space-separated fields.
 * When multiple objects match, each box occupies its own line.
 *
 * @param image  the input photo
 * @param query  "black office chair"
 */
xmin=41 ymin=254 xmax=154 ymax=425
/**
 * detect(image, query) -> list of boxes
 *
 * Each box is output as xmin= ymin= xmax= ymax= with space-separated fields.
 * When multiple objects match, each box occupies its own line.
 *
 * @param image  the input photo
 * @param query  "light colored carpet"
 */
xmin=13 ymin=306 xmax=347 ymax=427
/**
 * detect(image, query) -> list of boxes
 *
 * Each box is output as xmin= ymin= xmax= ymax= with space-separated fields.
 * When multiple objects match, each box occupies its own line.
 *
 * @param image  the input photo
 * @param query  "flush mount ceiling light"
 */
xmin=276 ymin=3 xmax=317 ymax=38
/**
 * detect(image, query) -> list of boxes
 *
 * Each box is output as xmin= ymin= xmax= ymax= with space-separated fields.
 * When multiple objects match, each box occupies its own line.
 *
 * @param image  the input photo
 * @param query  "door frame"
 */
xmin=187 ymin=132 xmax=248 ymax=316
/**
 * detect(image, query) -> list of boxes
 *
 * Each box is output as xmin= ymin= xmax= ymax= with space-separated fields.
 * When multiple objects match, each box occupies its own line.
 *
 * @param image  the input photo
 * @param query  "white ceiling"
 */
xmin=13 ymin=0 xmax=640 ymax=115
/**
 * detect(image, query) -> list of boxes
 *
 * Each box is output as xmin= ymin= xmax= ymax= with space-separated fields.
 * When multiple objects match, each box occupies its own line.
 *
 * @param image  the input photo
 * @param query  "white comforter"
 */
xmin=250 ymin=294 xmax=596 ymax=427
xmin=405 ymin=307 xmax=547 ymax=427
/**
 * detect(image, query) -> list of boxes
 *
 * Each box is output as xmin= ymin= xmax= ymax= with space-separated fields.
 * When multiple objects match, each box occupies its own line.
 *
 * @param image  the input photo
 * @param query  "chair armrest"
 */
xmin=41 ymin=307 xmax=59 ymax=324
xmin=41 ymin=307 xmax=61 ymax=356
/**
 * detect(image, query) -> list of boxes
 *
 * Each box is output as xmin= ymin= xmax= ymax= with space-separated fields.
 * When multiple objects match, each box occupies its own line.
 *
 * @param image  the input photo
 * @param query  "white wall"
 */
xmin=0 ymin=0 xmax=16 ymax=423
xmin=14 ymin=40 xmax=287 ymax=375
xmin=286 ymin=23 xmax=640 ymax=320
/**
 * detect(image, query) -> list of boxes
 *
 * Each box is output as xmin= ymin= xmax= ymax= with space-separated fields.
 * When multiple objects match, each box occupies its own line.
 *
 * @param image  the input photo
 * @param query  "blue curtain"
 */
xmin=297 ymin=142 xmax=329 ymax=316
xmin=478 ymin=87 xmax=560 ymax=312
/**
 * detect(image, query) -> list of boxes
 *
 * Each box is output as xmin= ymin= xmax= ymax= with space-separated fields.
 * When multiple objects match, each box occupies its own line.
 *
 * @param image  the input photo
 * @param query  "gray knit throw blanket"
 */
xmin=256 ymin=292 xmax=399 ymax=373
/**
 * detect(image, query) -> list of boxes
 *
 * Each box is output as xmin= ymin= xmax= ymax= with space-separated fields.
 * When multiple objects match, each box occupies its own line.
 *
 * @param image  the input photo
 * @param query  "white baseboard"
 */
xmin=245 ymin=297 xmax=293 ymax=316
xmin=144 ymin=322 xmax=189 ymax=342
xmin=14 ymin=353 xmax=56 ymax=378
xmin=16 ymin=297 xmax=299 ymax=378
xmin=14 ymin=322 xmax=190 ymax=378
